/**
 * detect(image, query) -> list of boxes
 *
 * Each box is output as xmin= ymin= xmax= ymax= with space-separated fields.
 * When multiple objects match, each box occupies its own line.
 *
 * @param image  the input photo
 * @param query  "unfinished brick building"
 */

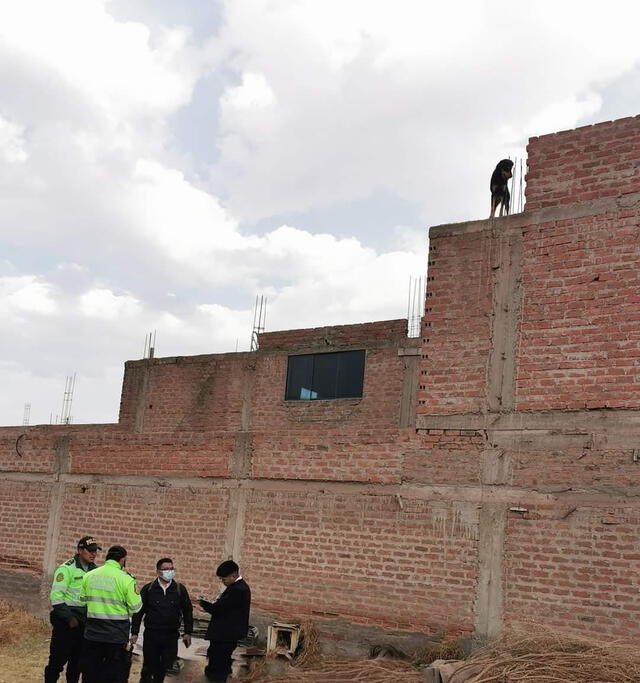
xmin=1 ymin=114 xmax=640 ymax=654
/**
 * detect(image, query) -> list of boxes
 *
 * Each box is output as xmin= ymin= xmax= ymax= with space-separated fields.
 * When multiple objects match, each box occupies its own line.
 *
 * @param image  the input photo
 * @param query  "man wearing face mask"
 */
xmin=130 ymin=557 xmax=194 ymax=683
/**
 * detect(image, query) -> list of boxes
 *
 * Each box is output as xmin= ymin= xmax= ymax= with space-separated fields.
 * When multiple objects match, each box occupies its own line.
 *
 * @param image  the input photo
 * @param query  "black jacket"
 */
xmin=199 ymin=578 xmax=251 ymax=642
xmin=131 ymin=579 xmax=193 ymax=635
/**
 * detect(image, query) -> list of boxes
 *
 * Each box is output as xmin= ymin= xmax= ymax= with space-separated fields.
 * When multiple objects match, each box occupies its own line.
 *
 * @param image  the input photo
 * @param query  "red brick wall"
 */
xmin=517 ymin=209 xmax=640 ymax=410
xmin=0 ymin=427 xmax=58 ymax=474
xmin=526 ymin=115 xmax=640 ymax=210
xmin=259 ymin=319 xmax=407 ymax=350
xmin=54 ymin=484 xmax=230 ymax=597
xmin=0 ymin=481 xmax=51 ymax=574
xmin=417 ymin=232 xmax=493 ymax=415
xmin=402 ymin=430 xmax=484 ymax=485
xmin=508 ymin=447 xmax=640 ymax=489
xmin=68 ymin=429 xmax=233 ymax=478
xmin=504 ymin=505 xmax=640 ymax=638
xmin=242 ymin=490 xmax=477 ymax=636
xmin=251 ymin=428 xmax=408 ymax=483
xmin=122 ymin=355 xmax=248 ymax=434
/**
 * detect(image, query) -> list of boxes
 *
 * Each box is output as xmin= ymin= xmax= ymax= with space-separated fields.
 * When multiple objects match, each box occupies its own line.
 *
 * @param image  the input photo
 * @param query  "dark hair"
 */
xmin=156 ymin=557 xmax=173 ymax=570
xmin=106 ymin=545 xmax=127 ymax=562
xmin=216 ymin=560 xmax=239 ymax=578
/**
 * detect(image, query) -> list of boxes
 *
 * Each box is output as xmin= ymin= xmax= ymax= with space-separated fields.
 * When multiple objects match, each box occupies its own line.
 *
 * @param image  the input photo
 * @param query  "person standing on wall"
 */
xmin=196 ymin=560 xmax=251 ymax=683
xmin=44 ymin=535 xmax=101 ymax=683
xmin=80 ymin=545 xmax=142 ymax=683
xmin=130 ymin=557 xmax=193 ymax=682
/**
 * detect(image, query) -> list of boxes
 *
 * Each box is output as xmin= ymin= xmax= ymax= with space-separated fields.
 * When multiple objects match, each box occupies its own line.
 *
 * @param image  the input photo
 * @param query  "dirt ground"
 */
xmin=0 ymin=602 xmax=426 ymax=682
xmin=0 ymin=601 xmax=147 ymax=683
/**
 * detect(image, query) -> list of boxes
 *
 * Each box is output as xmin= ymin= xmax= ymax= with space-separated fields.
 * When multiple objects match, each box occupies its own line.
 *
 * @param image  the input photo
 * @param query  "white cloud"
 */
xmin=79 ymin=288 xmax=141 ymax=319
xmin=222 ymin=72 xmax=276 ymax=110
xmin=210 ymin=0 xmax=640 ymax=223
xmin=0 ymin=276 xmax=57 ymax=316
xmin=0 ymin=116 xmax=28 ymax=162
xmin=0 ymin=1 xmax=197 ymax=121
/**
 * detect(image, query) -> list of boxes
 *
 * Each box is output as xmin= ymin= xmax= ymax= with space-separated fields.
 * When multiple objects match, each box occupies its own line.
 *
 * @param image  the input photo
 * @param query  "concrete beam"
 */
xmin=5 ymin=471 xmax=640 ymax=506
xmin=474 ymin=504 xmax=506 ymax=641
xmin=485 ymin=228 xmax=522 ymax=412
xmin=429 ymin=192 xmax=640 ymax=239
xmin=417 ymin=409 xmax=640 ymax=435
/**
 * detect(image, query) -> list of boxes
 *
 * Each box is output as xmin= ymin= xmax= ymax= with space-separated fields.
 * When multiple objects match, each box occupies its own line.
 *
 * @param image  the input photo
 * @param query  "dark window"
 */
xmin=285 ymin=350 xmax=365 ymax=400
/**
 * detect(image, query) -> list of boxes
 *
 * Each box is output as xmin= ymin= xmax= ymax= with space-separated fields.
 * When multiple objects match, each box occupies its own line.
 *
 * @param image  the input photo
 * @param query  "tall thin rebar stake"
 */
xmin=250 ymin=295 xmax=267 ymax=351
xmin=59 ymin=373 xmax=76 ymax=425
xmin=519 ymin=157 xmax=524 ymax=213
xmin=149 ymin=330 xmax=156 ymax=359
xmin=407 ymin=275 xmax=425 ymax=338
xmin=143 ymin=330 xmax=157 ymax=359
xmin=22 ymin=402 xmax=31 ymax=427
xmin=512 ymin=155 xmax=517 ymax=214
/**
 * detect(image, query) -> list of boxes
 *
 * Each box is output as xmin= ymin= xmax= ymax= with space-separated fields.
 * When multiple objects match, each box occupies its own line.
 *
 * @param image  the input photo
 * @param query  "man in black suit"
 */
xmin=197 ymin=560 xmax=251 ymax=683
xmin=130 ymin=557 xmax=193 ymax=682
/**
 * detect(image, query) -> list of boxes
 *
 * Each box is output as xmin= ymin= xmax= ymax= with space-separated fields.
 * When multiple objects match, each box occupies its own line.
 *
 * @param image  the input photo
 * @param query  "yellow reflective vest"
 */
xmin=80 ymin=559 xmax=142 ymax=643
xmin=50 ymin=555 xmax=96 ymax=623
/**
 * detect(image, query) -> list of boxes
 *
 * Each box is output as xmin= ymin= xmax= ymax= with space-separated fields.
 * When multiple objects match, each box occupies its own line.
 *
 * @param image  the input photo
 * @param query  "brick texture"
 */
xmin=517 ymin=210 xmax=640 ymax=410
xmin=54 ymin=484 xmax=230 ymax=597
xmin=68 ymin=430 xmax=234 ymax=478
xmin=242 ymin=491 xmax=477 ymax=636
xmin=526 ymin=115 xmax=640 ymax=210
xmin=259 ymin=319 xmax=407 ymax=351
xmin=504 ymin=505 xmax=640 ymax=638
xmin=0 ymin=481 xmax=51 ymax=574
xmin=0 ymin=427 xmax=58 ymax=474
xmin=417 ymin=232 xmax=493 ymax=415
xmin=402 ymin=430 xmax=484 ymax=485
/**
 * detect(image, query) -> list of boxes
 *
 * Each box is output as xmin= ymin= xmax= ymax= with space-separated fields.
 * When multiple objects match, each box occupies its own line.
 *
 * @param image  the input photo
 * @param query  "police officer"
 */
xmin=80 ymin=545 xmax=142 ymax=683
xmin=44 ymin=535 xmax=101 ymax=683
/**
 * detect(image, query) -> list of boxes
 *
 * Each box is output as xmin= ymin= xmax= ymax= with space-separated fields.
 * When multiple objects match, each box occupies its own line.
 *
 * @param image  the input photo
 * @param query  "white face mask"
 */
xmin=160 ymin=569 xmax=175 ymax=582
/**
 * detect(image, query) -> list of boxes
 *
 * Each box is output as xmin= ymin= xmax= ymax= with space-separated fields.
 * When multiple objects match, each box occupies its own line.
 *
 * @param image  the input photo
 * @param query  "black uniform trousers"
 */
xmin=139 ymin=629 xmax=179 ymax=682
xmin=80 ymin=639 xmax=128 ymax=683
xmin=44 ymin=619 xmax=84 ymax=683
xmin=204 ymin=641 xmax=236 ymax=683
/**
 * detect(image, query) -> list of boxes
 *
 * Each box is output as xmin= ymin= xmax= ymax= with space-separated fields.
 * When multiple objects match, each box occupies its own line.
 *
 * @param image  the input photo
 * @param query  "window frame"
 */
xmin=284 ymin=349 xmax=366 ymax=402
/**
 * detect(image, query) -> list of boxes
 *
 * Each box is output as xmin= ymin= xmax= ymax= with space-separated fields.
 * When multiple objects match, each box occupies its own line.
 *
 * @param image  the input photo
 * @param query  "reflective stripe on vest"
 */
xmin=50 ymin=557 xmax=92 ymax=609
xmin=81 ymin=559 xmax=142 ymax=621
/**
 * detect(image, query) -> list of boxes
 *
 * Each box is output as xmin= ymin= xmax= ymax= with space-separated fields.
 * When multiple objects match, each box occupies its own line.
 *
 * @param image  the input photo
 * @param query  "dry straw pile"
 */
xmin=0 ymin=600 xmax=48 ymax=646
xmin=248 ymin=620 xmax=424 ymax=682
xmin=449 ymin=622 xmax=640 ymax=683
xmin=266 ymin=658 xmax=424 ymax=682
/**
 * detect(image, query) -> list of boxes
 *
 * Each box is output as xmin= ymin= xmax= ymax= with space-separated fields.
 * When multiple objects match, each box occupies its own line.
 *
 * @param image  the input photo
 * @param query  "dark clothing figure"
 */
xmin=199 ymin=578 xmax=251 ymax=683
xmin=80 ymin=548 xmax=141 ymax=683
xmin=80 ymin=640 xmax=128 ymax=683
xmin=140 ymin=630 xmax=178 ymax=683
xmin=205 ymin=642 xmax=237 ymax=682
xmin=44 ymin=615 xmax=85 ymax=683
xmin=44 ymin=554 xmax=97 ymax=683
xmin=131 ymin=579 xmax=193 ymax=683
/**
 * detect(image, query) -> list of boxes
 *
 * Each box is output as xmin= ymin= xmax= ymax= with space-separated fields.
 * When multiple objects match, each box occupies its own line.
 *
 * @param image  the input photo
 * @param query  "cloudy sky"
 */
xmin=1 ymin=0 xmax=640 ymax=426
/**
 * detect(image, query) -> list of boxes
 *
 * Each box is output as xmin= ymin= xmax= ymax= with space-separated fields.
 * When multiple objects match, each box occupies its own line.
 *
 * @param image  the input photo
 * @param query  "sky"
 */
xmin=1 ymin=0 xmax=640 ymax=426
